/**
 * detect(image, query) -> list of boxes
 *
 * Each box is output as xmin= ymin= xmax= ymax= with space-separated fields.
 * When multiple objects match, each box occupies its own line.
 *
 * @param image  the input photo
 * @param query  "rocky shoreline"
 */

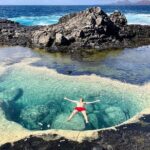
xmin=0 ymin=7 xmax=150 ymax=53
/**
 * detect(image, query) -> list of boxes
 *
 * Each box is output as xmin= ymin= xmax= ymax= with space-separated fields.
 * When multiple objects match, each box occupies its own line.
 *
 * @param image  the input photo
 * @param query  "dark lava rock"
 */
xmin=0 ymin=7 xmax=150 ymax=53
xmin=109 ymin=10 xmax=127 ymax=27
xmin=0 ymin=19 xmax=32 ymax=47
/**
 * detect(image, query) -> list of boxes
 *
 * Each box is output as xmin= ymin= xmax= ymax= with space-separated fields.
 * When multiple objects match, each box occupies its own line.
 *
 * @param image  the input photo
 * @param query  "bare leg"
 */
xmin=67 ymin=110 xmax=78 ymax=121
xmin=81 ymin=111 xmax=89 ymax=123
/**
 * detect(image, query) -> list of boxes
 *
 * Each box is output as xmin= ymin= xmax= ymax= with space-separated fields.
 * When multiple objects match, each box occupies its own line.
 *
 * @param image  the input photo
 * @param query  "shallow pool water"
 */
xmin=33 ymin=45 xmax=150 ymax=85
xmin=0 ymin=46 xmax=150 ymax=131
xmin=1 ymin=46 xmax=150 ymax=85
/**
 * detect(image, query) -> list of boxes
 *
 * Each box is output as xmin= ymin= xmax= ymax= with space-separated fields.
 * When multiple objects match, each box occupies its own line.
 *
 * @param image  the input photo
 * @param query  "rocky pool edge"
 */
xmin=0 ymin=107 xmax=150 ymax=149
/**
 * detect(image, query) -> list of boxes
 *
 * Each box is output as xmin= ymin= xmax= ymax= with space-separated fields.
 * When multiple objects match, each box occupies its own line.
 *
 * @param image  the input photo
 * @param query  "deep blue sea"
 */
xmin=0 ymin=5 xmax=150 ymax=26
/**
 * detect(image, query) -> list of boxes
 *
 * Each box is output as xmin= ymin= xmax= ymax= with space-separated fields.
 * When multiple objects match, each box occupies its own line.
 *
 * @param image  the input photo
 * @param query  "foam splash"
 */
xmin=125 ymin=13 xmax=150 ymax=25
xmin=8 ymin=13 xmax=150 ymax=26
xmin=9 ymin=14 xmax=64 ymax=26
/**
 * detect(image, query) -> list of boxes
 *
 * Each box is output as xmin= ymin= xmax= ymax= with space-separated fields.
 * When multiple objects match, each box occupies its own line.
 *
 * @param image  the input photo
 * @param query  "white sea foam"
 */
xmin=8 ymin=12 xmax=150 ymax=26
xmin=8 ymin=14 xmax=64 ymax=26
xmin=125 ymin=13 xmax=150 ymax=25
xmin=107 ymin=12 xmax=150 ymax=25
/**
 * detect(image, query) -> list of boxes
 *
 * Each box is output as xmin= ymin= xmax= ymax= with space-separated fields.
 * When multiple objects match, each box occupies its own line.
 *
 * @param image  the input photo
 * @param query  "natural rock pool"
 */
xmin=0 ymin=46 xmax=150 ymax=131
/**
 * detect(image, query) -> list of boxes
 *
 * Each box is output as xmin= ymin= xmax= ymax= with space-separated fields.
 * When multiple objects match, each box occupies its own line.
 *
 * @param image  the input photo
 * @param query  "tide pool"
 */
xmin=0 ymin=61 xmax=146 ymax=131
xmin=0 ymin=46 xmax=150 ymax=131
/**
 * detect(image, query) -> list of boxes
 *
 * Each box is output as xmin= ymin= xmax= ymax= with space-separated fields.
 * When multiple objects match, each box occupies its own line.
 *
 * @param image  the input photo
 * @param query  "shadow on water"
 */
xmin=11 ymin=88 xmax=24 ymax=102
xmin=1 ymin=88 xmax=24 ymax=122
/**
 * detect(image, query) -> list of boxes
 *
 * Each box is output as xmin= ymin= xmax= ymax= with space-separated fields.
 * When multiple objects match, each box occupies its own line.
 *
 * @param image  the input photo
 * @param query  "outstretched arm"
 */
xmin=85 ymin=100 xmax=101 ymax=104
xmin=64 ymin=97 xmax=77 ymax=103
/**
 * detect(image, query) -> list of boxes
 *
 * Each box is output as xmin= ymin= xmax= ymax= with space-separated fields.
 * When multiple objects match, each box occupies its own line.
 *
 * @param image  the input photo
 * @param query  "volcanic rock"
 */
xmin=0 ymin=7 xmax=149 ymax=53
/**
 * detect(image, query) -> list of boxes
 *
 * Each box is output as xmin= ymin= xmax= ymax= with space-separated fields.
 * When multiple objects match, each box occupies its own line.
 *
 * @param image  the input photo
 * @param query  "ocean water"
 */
xmin=0 ymin=5 xmax=150 ymax=26
xmin=0 ymin=46 xmax=150 ymax=131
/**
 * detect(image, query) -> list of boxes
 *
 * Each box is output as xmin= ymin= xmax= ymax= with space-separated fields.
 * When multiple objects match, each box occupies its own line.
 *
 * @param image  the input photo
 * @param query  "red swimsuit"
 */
xmin=75 ymin=107 xmax=86 ymax=112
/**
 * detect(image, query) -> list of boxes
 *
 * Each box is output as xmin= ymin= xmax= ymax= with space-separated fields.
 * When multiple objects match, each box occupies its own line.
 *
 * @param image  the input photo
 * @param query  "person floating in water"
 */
xmin=64 ymin=97 xmax=100 ymax=123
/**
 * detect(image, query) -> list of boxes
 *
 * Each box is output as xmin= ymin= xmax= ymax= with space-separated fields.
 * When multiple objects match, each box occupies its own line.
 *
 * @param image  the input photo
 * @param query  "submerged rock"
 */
xmin=104 ymin=106 xmax=126 ymax=126
xmin=0 ymin=7 xmax=149 ymax=52
xmin=51 ymin=113 xmax=85 ymax=130
xmin=20 ymin=105 xmax=50 ymax=130
xmin=88 ymin=113 xmax=99 ymax=129
xmin=0 ymin=88 xmax=23 ymax=102
xmin=20 ymin=103 xmax=60 ymax=130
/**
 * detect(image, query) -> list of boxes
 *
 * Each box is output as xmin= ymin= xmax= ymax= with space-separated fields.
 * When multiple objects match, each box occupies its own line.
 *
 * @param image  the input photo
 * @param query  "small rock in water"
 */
xmin=38 ymin=122 xmax=43 ymax=126
xmin=47 ymin=124 xmax=50 ymax=128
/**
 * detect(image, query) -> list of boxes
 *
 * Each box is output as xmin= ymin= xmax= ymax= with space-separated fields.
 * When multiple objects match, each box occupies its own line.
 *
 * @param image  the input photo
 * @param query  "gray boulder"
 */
xmin=109 ymin=10 xmax=127 ymax=26
xmin=55 ymin=33 xmax=70 ymax=45
xmin=32 ymin=30 xmax=54 ymax=47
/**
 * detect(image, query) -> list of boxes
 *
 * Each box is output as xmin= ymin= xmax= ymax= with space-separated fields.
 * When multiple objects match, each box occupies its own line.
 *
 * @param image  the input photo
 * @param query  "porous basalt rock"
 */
xmin=109 ymin=10 xmax=127 ymax=26
xmin=0 ymin=19 xmax=32 ymax=47
xmin=0 ymin=7 xmax=150 ymax=53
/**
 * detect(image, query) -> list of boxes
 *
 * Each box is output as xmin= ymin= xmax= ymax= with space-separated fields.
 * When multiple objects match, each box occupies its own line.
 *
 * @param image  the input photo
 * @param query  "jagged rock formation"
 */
xmin=0 ymin=19 xmax=32 ymax=47
xmin=0 ymin=7 xmax=150 ymax=53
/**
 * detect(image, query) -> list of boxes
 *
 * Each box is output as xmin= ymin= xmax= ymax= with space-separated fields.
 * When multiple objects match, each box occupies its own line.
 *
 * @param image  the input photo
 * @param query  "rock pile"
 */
xmin=0 ymin=19 xmax=31 ymax=46
xmin=0 ymin=7 xmax=150 ymax=53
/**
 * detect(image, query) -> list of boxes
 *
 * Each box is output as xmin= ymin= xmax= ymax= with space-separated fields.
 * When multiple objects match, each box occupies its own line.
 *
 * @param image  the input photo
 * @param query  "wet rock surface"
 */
xmin=0 ymin=7 xmax=150 ymax=53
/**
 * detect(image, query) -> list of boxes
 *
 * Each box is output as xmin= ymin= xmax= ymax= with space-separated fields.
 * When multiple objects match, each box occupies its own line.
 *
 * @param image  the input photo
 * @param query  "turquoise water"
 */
xmin=0 ymin=66 xmax=140 ymax=130
xmin=0 ymin=46 xmax=150 ymax=130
